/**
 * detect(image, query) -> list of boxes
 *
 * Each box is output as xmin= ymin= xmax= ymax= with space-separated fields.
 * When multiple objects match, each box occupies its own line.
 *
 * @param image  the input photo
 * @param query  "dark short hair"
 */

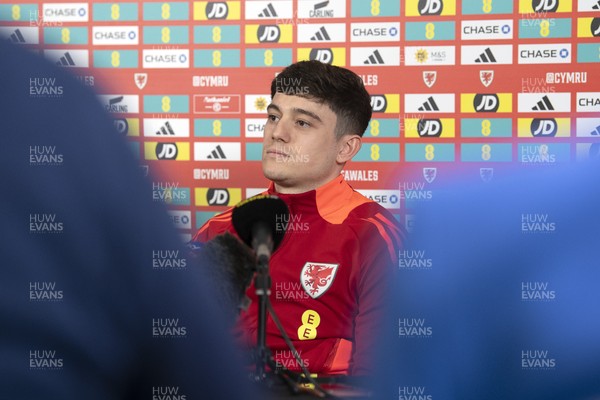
xmin=270 ymin=61 xmax=372 ymax=138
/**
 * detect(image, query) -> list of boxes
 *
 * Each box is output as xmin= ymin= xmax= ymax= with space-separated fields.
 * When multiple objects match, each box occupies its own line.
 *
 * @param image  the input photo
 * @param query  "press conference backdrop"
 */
xmin=2 ymin=0 xmax=599 ymax=240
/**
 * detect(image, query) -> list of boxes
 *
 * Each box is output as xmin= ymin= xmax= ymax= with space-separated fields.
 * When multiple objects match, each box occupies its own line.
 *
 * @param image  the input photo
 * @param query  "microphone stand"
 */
xmin=253 ymin=253 xmax=271 ymax=382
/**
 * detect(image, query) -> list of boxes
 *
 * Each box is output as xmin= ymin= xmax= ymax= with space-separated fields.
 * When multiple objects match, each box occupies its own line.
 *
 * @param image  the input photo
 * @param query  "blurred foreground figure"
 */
xmin=398 ymin=163 xmax=600 ymax=400
xmin=0 ymin=41 xmax=255 ymax=399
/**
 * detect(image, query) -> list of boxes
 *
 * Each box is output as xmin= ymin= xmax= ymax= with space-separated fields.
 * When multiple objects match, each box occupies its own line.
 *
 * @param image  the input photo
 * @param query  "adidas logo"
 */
xmin=364 ymin=50 xmax=385 ymax=65
xmin=593 ymin=0 xmax=600 ymax=9
xmin=418 ymin=96 xmax=440 ymax=112
xmin=207 ymin=145 xmax=227 ymax=160
xmin=475 ymin=48 xmax=496 ymax=63
xmin=156 ymin=121 xmax=175 ymax=136
xmin=9 ymin=29 xmax=26 ymax=43
xmin=532 ymin=95 xmax=554 ymax=111
xmin=311 ymin=26 xmax=330 ymax=41
xmin=258 ymin=3 xmax=277 ymax=17
xmin=590 ymin=125 xmax=600 ymax=136
xmin=56 ymin=52 xmax=76 ymax=67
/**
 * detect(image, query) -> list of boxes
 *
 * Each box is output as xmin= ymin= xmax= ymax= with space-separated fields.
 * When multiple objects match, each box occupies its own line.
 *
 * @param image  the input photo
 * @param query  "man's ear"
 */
xmin=336 ymin=134 xmax=362 ymax=164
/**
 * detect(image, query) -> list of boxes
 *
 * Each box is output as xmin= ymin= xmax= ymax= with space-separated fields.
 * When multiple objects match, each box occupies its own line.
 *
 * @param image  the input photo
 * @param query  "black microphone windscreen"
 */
xmin=231 ymin=194 xmax=289 ymax=252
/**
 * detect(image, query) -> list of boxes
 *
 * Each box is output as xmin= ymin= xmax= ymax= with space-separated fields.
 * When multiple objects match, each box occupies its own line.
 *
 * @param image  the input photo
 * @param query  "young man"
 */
xmin=193 ymin=61 xmax=403 ymax=375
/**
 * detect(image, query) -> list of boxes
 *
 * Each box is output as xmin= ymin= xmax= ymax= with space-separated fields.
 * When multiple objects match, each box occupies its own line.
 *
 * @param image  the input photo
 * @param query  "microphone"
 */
xmin=231 ymin=195 xmax=289 ymax=264
xmin=187 ymin=233 xmax=256 ymax=319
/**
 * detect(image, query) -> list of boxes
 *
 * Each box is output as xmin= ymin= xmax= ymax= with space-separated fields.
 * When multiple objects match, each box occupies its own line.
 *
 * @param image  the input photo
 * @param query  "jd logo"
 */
xmin=156 ymin=143 xmax=178 ymax=159
xmin=309 ymin=49 xmax=333 ymax=64
xmin=531 ymin=119 xmax=557 ymax=137
xmin=417 ymin=119 xmax=442 ymax=137
xmin=419 ymin=0 xmax=443 ymax=15
xmin=207 ymin=189 xmax=229 ymax=205
xmin=257 ymin=25 xmax=280 ymax=42
xmin=532 ymin=0 xmax=559 ymax=12
xmin=474 ymin=94 xmax=499 ymax=112
xmin=206 ymin=2 xmax=228 ymax=19
xmin=371 ymin=95 xmax=387 ymax=112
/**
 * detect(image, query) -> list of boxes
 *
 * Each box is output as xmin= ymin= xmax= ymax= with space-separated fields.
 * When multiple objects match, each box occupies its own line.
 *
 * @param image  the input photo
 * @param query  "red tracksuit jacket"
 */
xmin=192 ymin=175 xmax=403 ymax=375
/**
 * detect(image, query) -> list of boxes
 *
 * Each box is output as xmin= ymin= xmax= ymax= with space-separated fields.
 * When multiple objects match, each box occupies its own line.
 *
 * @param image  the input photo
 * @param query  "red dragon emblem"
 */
xmin=301 ymin=262 xmax=339 ymax=299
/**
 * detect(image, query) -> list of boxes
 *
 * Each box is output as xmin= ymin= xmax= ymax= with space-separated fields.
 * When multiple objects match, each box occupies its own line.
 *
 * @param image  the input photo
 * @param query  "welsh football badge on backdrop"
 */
xmin=423 ymin=71 xmax=437 ymax=88
xmin=134 ymin=73 xmax=148 ymax=90
xmin=423 ymin=167 xmax=437 ymax=183
xmin=480 ymin=70 xmax=494 ymax=87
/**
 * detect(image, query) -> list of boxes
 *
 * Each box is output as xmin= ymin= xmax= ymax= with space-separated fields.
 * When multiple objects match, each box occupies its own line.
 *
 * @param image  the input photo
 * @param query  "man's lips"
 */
xmin=266 ymin=149 xmax=289 ymax=157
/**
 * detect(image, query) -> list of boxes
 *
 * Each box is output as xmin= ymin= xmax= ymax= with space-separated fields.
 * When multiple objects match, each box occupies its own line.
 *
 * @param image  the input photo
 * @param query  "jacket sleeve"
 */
xmin=350 ymin=213 xmax=403 ymax=376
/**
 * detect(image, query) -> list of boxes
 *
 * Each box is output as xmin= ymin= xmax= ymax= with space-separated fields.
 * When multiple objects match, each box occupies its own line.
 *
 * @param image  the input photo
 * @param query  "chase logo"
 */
xmin=43 ymin=3 xmax=88 ymax=22
xmin=351 ymin=22 xmax=400 ymax=42
xmin=356 ymin=190 xmax=400 ymax=209
xmin=144 ymin=142 xmax=190 ymax=161
xmin=195 ymin=188 xmax=242 ymax=206
xmin=405 ymin=0 xmax=456 ymax=15
xmin=517 ymin=118 xmax=571 ymax=137
xmin=371 ymin=94 xmax=400 ymax=113
xmin=194 ymin=1 xmax=240 ymax=20
xmin=577 ymin=92 xmax=600 ymax=112
xmin=519 ymin=0 xmax=572 ymax=13
xmin=460 ymin=93 xmax=512 ymax=113
xmin=245 ymin=24 xmax=293 ymax=43
xmin=461 ymin=20 xmax=513 ymax=40
xmin=297 ymin=48 xmax=346 ymax=66
xmin=520 ymin=42 xmax=570 ymax=62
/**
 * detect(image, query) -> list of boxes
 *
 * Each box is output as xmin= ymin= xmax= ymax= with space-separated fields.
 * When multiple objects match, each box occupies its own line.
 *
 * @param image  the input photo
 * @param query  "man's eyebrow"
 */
xmin=292 ymin=107 xmax=322 ymax=123
xmin=266 ymin=104 xmax=323 ymax=123
xmin=267 ymin=103 xmax=281 ymax=113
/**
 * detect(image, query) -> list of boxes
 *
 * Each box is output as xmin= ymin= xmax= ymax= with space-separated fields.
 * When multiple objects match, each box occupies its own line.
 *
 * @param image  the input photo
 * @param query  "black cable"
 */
xmin=266 ymin=297 xmax=338 ymax=398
